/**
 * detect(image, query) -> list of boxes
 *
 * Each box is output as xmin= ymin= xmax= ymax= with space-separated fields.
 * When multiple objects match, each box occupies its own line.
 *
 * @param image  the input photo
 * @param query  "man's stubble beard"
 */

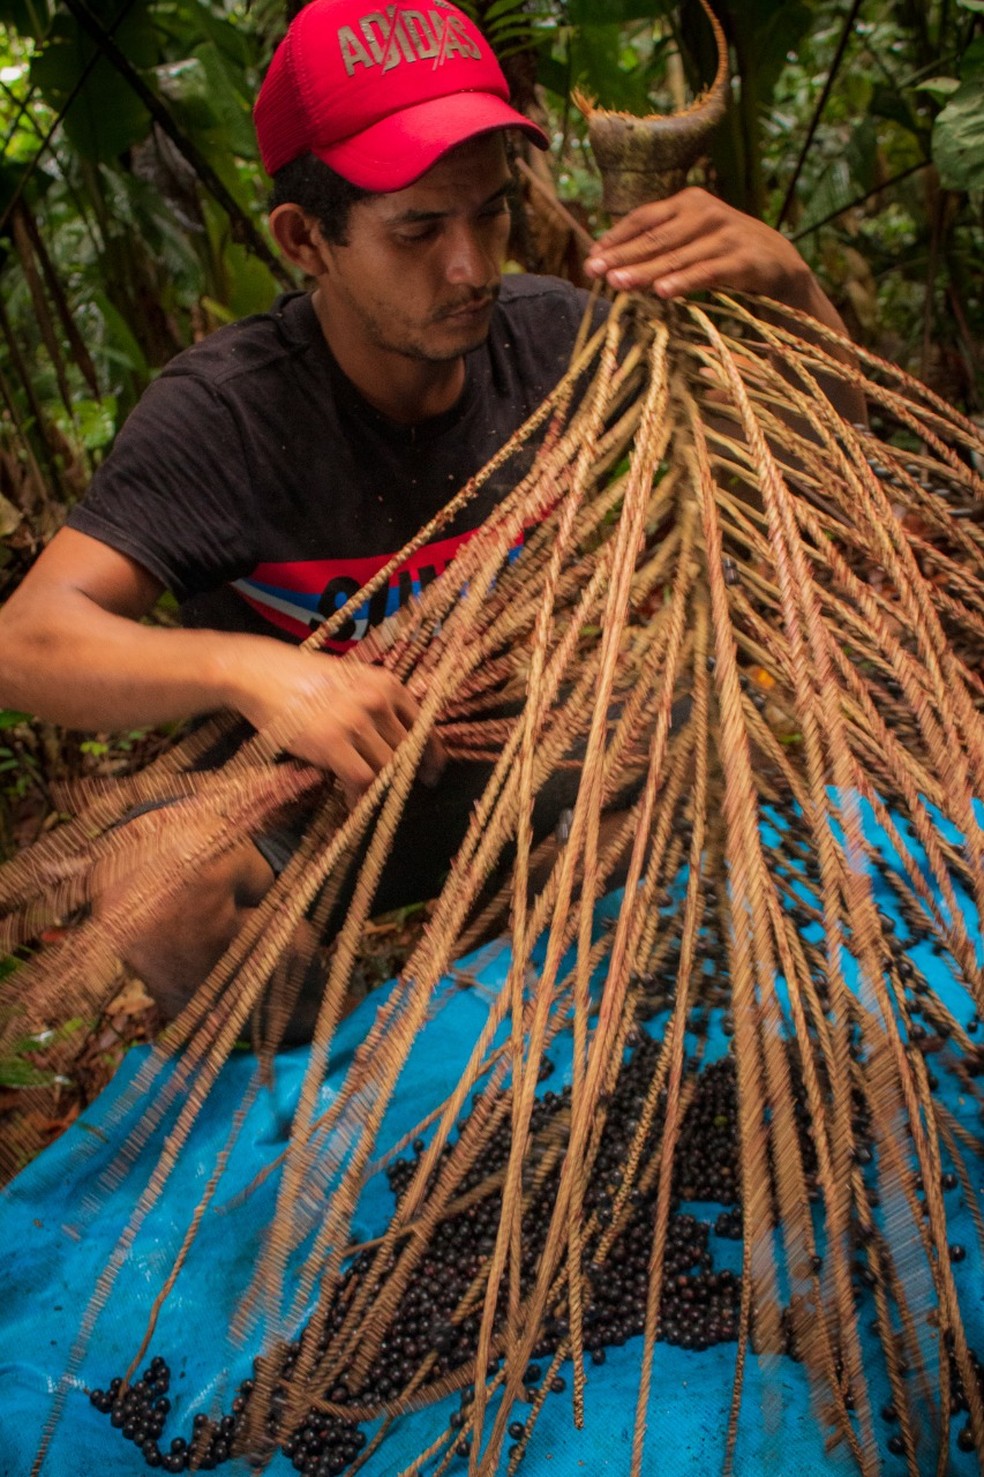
xmin=361 ymin=285 xmax=501 ymax=365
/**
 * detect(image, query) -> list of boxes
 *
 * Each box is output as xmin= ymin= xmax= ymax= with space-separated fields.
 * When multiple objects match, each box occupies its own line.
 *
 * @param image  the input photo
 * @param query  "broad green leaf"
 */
xmin=0 ymin=1056 xmax=53 ymax=1088
xmin=535 ymin=50 xmax=576 ymax=103
xmin=90 ymin=291 xmax=149 ymax=381
xmin=484 ymin=0 xmax=530 ymax=22
xmin=567 ymin=23 xmax=654 ymax=114
xmin=845 ymin=116 xmax=879 ymax=195
xmin=192 ymin=40 xmax=257 ymax=157
xmin=932 ymin=36 xmax=984 ymax=190
xmin=64 ymin=396 xmax=118 ymax=451
xmin=156 ymin=55 xmax=218 ymax=132
xmin=157 ymin=41 xmax=255 ymax=156
xmin=795 ymin=156 xmax=852 ymax=235
xmin=869 ymin=80 xmax=926 ymax=141
xmin=955 ymin=35 xmax=984 ymax=75
xmin=742 ymin=1 xmax=814 ymax=111
xmin=191 ymin=126 xmax=259 ymax=210
xmin=0 ymin=710 xmax=31 ymax=729
xmin=30 ymin=9 xmax=155 ymax=162
xmin=916 ymin=76 xmax=961 ymax=100
xmin=933 ymin=81 xmax=984 ymax=190
xmin=222 ymin=242 xmax=280 ymax=320
xmin=0 ymin=0 xmax=47 ymax=39
xmin=0 ymin=492 xmax=20 ymax=539
xmin=154 ymin=0 xmax=253 ymax=75
xmin=197 ymin=193 xmax=281 ymax=315
xmin=199 ymin=295 xmax=236 ymax=325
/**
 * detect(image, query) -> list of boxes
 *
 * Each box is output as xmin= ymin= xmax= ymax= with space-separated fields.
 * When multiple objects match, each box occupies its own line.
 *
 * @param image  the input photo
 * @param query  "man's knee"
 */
xmin=94 ymin=824 xmax=275 ymax=1019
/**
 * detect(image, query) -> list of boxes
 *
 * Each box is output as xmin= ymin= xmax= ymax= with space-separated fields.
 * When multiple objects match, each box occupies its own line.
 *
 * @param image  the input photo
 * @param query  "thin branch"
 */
xmin=789 ymin=159 xmax=928 ymax=240
xmin=55 ymin=0 xmax=292 ymax=288
xmin=0 ymin=74 xmax=46 ymax=158
xmin=0 ymin=0 xmax=140 ymax=239
xmin=0 ymin=295 xmax=68 ymax=501
xmin=13 ymin=201 xmax=100 ymax=397
xmin=775 ymin=0 xmax=867 ymax=230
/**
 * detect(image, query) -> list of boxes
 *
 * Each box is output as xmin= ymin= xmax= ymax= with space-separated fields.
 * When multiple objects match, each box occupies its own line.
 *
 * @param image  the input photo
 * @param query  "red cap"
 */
xmin=254 ymin=0 xmax=549 ymax=191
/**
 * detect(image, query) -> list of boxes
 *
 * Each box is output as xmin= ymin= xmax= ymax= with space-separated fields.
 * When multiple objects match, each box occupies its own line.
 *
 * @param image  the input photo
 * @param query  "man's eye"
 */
xmin=396 ymin=224 xmax=439 ymax=244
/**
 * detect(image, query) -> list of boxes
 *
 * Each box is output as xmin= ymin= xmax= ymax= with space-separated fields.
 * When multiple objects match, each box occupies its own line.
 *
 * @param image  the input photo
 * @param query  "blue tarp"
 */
xmin=1 ymin=807 xmax=982 ymax=1476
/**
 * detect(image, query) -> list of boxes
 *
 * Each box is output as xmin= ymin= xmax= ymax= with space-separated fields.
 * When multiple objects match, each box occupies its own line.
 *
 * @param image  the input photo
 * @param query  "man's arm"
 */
xmin=0 ymin=527 xmax=441 ymax=805
xmin=583 ymin=187 xmax=865 ymax=423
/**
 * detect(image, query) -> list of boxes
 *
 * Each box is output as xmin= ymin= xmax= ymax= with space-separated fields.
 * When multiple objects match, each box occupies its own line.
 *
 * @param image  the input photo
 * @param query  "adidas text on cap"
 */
xmin=254 ymin=0 xmax=549 ymax=191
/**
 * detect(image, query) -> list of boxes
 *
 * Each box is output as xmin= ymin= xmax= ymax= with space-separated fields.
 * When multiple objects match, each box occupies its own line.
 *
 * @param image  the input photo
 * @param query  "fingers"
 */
xmin=589 ymin=195 xmax=691 ymax=256
xmin=342 ymin=684 xmax=445 ymax=799
xmin=584 ymin=191 xmax=711 ymax=286
xmin=358 ymin=668 xmax=446 ymax=787
xmin=419 ymin=730 xmax=446 ymax=788
xmin=618 ymin=240 xmax=736 ymax=298
xmin=583 ymin=187 xmax=808 ymax=303
xmin=286 ymin=663 xmax=445 ymax=807
xmin=321 ymin=715 xmax=395 ymax=807
xmin=244 ymin=647 xmax=444 ymax=807
xmin=343 ymin=669 xmax=421 ymax=797
xmin=338 ymin=760 xmax=377 ymax=811
xmin=385 ymin=673 xmax=426 ymax=734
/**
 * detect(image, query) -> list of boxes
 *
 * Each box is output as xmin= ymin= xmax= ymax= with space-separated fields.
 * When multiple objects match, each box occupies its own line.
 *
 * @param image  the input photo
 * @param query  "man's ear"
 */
xmin=268 ymin=203 xmax=330 ymax=276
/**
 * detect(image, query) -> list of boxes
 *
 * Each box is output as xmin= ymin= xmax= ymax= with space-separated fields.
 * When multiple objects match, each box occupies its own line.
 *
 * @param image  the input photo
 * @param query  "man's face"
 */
xmin=316 ymin=134 xmax=514 ymax=364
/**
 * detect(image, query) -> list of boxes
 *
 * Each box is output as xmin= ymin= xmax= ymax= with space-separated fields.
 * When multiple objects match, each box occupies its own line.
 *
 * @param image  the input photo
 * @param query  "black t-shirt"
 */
xmin=68 ymin=275 xmax=596 ymax=652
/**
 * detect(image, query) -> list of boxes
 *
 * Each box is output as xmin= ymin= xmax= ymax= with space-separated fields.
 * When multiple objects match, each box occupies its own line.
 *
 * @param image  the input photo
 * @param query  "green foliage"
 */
xmin=932 ymin=37 xmax=984 ymax=189
xmin=520 ymin=0 xmax=981 ymax=394
xmin=0 ymin=0 xmax=48 ymax=40
xmin=158 ymin=38 xmax=258 ymax=159
xmin=738 ymin=0 xmax=814 ymax=106
xmin=537 ymin=1 xmax=676 ymax=115
xmin=30 ymin=3 xmax=156 ymax=162
xmin=0 ymin=0 xmax=279 ymax=515
xmin=0 ymin=1053 xmax=52 ymax=1088
xmin=0 ymin=1000 xmax=87 ymax=1090
xmin=54 ymin=394 xmax=117 ymax=450
xmin=0 ymin=738 xmax=40 ymax=799
xmin=464 ymin=0 xmax=541 ymax=61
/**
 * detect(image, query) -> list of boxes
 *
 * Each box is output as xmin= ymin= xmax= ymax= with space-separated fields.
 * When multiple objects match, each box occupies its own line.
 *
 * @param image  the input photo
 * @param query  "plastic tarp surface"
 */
xmin=1 ymin=804 xmax=983 ymax=1477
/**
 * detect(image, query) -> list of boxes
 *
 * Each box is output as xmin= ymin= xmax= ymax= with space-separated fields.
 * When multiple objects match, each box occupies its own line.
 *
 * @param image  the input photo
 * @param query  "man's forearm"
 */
xmin=763 ymin=273 xmax=867 ymax=427
xmin=0 ymin=585 xmax=443 ymax=800
xmin=0 ymin=591 xmax=263 ymax=731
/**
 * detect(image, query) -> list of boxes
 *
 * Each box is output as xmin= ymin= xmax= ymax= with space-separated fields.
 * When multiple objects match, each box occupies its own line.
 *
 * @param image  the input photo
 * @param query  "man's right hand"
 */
xmin=227 ymin=646 xmax=446 ymax=807
xmin=0 ymin=528 xmax=444 ymax=809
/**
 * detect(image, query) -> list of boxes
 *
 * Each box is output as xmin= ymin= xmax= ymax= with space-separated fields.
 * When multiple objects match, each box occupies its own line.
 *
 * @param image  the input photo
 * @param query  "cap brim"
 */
xmin=315 ymin=92 xmax=548 ymax=192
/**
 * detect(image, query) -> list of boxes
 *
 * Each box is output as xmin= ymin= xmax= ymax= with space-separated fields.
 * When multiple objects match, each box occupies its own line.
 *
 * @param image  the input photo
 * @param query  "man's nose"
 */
xmin=444 ymin=222 xmax=495 ymax=288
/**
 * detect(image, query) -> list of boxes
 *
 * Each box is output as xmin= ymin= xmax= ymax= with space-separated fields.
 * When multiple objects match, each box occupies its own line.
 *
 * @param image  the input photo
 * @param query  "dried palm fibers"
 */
xmin=2 ymin=272 xmax=984 ymax=1477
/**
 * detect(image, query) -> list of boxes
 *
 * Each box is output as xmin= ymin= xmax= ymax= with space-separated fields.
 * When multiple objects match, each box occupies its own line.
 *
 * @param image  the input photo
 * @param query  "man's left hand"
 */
xmin=583 ymin=185 xmax=866 ymax=422
xmin=584 ymin=187 xmax=817 ymax=309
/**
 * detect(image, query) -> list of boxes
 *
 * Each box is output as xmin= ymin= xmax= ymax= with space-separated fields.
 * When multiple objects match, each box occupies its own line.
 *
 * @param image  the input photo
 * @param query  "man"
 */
xmin=0 ymin=0 xmax=854 ymax=1028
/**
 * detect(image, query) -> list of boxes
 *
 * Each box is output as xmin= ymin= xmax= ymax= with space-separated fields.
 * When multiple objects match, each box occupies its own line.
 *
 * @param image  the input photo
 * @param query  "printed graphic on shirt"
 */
xmin=232 ymin=524 xmax=524 ymax=650
xmin=337 ymin=7 xmax=482 ymax=77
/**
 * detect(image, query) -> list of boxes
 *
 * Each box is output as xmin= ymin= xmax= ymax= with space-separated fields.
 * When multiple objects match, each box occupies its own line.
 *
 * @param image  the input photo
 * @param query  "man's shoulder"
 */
xmin=158 ymin=291 xmax=318 ymax=391
xmin=491 ymin=273 xmax=606 ymax=357
xmin=496 ymin=272 xmax=593 ymax=319
xmin=481 ymin=274 xmax=604 ymax=397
